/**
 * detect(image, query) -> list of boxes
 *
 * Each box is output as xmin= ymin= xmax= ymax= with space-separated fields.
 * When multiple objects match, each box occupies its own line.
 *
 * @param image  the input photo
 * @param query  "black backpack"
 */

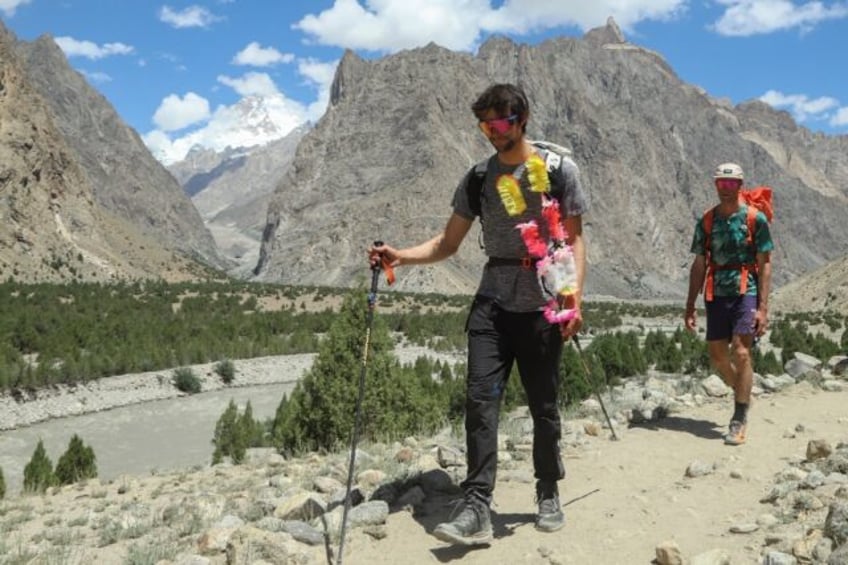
xmin=466 ymin=140 xmax=571 ymax=218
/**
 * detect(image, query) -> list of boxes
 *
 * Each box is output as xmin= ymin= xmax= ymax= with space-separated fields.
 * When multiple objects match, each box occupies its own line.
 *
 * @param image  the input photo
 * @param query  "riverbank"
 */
xmin=0 ymin=345 xmax=462 ymax=431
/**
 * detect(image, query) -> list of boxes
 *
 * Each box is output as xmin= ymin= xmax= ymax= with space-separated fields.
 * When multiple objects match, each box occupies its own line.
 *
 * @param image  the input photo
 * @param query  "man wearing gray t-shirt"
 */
xmin=369 ymin=83 xmax=589 ymax=545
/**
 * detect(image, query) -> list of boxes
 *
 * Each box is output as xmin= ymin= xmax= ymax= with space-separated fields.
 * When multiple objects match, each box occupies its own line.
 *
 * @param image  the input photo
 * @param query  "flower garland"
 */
xmin=511 ymin=153 xmax=579 ymax=324
xmin=495 ymin=154 xmax=549 ymax=216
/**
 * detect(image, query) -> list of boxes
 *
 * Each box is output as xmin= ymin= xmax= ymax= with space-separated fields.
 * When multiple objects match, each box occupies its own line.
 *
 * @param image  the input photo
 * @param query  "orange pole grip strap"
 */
xmin=381 ymin=256 xmax=396 ymax=286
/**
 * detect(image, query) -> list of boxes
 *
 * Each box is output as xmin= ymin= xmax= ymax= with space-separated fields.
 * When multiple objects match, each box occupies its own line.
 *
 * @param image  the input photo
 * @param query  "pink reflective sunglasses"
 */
xmin=478 ymin=114 xmax=519 ymax=136
xmin=715 ymin=178 xmax=742 ymax=190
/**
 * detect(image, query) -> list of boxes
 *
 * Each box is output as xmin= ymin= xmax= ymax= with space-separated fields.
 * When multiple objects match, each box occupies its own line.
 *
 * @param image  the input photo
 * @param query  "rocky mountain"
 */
xmin=168 ymin=125 xmax=308 ymax=275
xmin=11 ymin=28 xmax=223 ymax=269
xmin=0 ymin=22 xmax=205 ymax=283
xmin=772 ymin=254 xmax=848 ymax=315
xmin=254 ymin=19 xmax=848 ymax=300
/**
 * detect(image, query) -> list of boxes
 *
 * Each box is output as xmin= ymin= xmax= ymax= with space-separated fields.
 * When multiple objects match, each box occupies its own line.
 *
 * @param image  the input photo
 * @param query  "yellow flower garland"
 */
xmin=495 ymin=153 xmax=550 ymax=216
xmin=526 ymin=154 xmax=550 ymax=193
xmin=496 ymin=174 xmax=526 ymax=216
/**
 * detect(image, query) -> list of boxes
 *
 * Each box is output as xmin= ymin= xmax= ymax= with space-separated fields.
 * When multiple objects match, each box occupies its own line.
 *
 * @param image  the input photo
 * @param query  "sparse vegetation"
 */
xmin=214 ymin=358 xmax=236 ymax=384
xmin=172 ymin=367 xmax=201 ymax=394
xmin=0 ymin=466 xmax=5 ymax=500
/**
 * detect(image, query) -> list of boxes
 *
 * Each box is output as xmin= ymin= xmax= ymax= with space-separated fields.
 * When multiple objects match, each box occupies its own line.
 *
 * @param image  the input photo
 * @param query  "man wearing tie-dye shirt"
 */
xmin=684 ymin=162 xmax=773 ymax=446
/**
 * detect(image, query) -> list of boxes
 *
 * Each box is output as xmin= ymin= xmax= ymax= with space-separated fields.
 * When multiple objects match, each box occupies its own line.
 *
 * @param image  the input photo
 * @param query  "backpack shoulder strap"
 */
xmin=745 ymin=203 xmax=757 ymax=247
xmin=702 ymin=207 xmax=716 ymax=301
xmin=467 ymin=161 xmax=487 ymax=218
xmin=531 ymin=141 xmax=571 ymax=199
xmin=702 ymin=206 xmax=715 ymax=237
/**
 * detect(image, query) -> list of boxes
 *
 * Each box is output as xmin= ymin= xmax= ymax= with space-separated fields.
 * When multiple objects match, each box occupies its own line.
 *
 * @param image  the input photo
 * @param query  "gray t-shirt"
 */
xmin=452 ymin=150 xmax=590 ymax=312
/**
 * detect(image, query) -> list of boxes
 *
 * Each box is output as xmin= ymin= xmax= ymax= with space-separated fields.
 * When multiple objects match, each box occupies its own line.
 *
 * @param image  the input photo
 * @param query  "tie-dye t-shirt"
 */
xmin=690 ymin=205 xmax=774 ymax=297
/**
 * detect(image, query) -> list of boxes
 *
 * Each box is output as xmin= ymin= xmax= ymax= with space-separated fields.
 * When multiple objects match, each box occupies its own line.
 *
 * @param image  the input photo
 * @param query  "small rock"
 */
xmin=685 ymin=460 xmax=715 ymax=478
xmin=807 ymin=439 xmax=833 ymax=461
xmin=655 ymin=540 xmax=684 ymax=565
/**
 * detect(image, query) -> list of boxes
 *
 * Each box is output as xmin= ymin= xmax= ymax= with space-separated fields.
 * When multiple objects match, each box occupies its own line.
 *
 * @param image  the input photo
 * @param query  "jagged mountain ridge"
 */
xmin=0 ymin=23 xmax=203 ymax=283
xmin=254 ymin=21 xmax=848 ymax=299
xmin=12 ymin=29 xmax=223 ymax=269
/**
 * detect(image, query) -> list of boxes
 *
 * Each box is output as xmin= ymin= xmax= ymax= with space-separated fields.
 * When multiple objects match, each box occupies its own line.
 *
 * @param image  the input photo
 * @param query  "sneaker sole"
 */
xmin=535 ymin=515 xmax=566 ymax=532
xmin=432 ymin=527 xmax=493 ymax=546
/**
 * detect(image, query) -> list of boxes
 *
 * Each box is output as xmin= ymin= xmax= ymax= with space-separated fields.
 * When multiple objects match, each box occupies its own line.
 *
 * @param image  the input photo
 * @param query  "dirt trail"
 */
xmin=342 ymin=383 xmax=848 ymax=564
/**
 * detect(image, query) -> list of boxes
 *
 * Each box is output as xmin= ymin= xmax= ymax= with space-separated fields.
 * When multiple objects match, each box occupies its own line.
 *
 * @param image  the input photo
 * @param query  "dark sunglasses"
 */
xmin=478 ymin=114 xmax=519 ymax=136
xmin=715 ymin=178 xmax=742 ymax=190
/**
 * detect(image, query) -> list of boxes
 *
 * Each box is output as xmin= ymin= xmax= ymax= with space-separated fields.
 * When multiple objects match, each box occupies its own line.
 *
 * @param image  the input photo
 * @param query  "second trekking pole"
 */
xmin=336 ymin=241 xmax=388 ymax=565
xmin=571 ymin=335 xmax=619 ymax=441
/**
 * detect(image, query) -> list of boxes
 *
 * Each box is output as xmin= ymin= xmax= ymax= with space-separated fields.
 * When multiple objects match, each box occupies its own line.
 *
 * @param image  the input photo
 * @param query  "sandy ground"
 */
xmin=341 ymin=382 xmax=848 ymax=565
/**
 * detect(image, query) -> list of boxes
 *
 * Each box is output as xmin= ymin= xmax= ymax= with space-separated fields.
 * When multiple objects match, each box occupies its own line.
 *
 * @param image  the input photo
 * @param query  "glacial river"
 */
xmin=0 ymin=382 xmax=298 ymax=496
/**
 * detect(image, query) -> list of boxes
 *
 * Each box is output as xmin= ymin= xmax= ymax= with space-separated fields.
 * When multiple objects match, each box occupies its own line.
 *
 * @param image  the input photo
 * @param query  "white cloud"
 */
xmin=297 ymin=58 xmax=339 ymax=121
xmin=481 ymin=0 xmax=687 ymax=35
xmin=712 ymin=0 xmax=848 ymax=36
xmin=159 ymin=5 xmax=222 ymax=29
xmin=80 ymin=70 xmax=112 ymax=83
xmin=830 ymin=107 xmax=848 ymax=126
xmin=759 ymin=89 xmax=840 ymax=122
xmin=232 ymin=42 xmax=295 ymax=66
xmin=152 ymin=92 xmax=211 ymax=132
xmin=0 ymin=0 xmax=31 ymax=16
xmin=55 ymin=37 xmax=134 ymax=59
xmin=294 ymin=0 xmax=687 ymax=52
xmin=217 ymin=72 xmax=282 ymax=98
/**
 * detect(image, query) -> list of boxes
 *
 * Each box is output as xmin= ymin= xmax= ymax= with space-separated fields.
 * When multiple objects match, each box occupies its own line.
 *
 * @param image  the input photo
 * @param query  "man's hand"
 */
xmin=754 ymin=308 xmax=769 ymax=337
xmin=684 ymin=305 xmax=697 ymax=333
xmin=560 ymin=312 xmax=582 ymax=340
xmin=368 ymin=242 xmax=400 ymax=269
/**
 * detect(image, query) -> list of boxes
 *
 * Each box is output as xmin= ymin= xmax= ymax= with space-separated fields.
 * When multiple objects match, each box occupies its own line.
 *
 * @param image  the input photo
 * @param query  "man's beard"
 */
xmin=492 ymin=137 xmax=517 ymax=153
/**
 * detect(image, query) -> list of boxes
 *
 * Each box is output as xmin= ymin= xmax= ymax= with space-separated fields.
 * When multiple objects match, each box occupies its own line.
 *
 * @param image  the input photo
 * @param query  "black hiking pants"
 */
xmin=460 ymin=296 xmax=565 ymax=504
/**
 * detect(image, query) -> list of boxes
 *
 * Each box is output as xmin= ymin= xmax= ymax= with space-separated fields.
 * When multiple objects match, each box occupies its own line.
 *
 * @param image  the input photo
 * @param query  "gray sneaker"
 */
xmin=535 ymin=481 xmax=565 ymax=532
xmin=433 ymin=495 xmax=493 ymax=546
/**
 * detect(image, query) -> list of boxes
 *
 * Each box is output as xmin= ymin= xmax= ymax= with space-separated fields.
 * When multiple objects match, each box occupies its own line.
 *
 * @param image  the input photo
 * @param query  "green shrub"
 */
xmin=23 ymin=439 xmax=55 ymax=494
xmin=270 ymin=289 xmax=443 ymax=455
xmin=55 ymin=434 xmax=98 ymax=485
xmin=214 ymin=359 xmax=235 ymax=384
xmin=0 ymin=465 xmax=5 ymax=499
xmin=172 ymin=367 xmax=201 ymax=394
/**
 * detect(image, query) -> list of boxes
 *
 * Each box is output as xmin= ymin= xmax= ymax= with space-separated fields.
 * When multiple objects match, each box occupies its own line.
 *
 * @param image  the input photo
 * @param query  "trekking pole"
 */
xmin=336 ymin=241 xmax=387 ymax=565
xmin=571 ymin=336 xmax=619 ymax=441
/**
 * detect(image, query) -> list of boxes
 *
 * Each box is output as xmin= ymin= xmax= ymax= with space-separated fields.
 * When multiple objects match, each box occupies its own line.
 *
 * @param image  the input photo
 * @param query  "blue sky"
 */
xmin=2 ymin=0 xmax=846 ymax=164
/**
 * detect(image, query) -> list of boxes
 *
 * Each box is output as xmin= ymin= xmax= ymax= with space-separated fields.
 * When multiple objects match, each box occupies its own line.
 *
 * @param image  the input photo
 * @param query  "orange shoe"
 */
xmin=724 ymin=420 xmax=747 ymax=445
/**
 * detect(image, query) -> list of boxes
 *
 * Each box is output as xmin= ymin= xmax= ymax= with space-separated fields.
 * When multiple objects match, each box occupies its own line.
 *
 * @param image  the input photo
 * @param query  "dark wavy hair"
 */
xmin=471 ymin=83 xmax=529 ymax=133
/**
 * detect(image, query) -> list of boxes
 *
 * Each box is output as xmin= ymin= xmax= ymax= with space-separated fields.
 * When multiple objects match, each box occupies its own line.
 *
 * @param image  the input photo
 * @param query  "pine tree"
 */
xmin=211 ymin=399 xmax=245 ymax=464
xmin=55 ymin=434 xmax=98 ymax=485
xmin=238 ymin=401 xmax=264 ymax=448
xmin=271 ymin=289 xmax=442 ymax=455
xmin=23 ymin=439 xmax=55 ymax=494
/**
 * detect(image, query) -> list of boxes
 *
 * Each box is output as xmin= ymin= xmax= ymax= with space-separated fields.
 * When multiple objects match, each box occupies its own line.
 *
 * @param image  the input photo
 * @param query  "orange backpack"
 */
xmin=702 ymin=186 xmax=773 ymax=302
